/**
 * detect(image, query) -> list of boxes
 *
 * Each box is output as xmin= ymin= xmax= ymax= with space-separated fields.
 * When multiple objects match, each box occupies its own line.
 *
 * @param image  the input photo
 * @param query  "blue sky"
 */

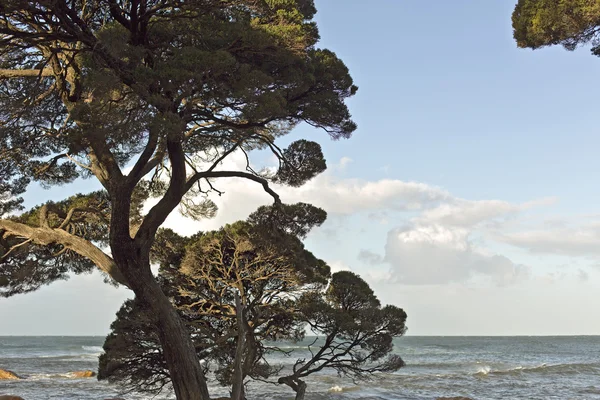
xmin=2 ymin=1 xmax=600 ymax=336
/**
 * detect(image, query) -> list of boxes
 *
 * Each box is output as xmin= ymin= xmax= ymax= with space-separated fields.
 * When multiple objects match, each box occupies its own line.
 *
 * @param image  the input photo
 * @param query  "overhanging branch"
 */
xmin=186 ymin=171 xmax=281 ymax=204
xmin=0 ymin=219 xmax=130 ymax=288
xmin=0 ymin=68 xmax=53 ymax=79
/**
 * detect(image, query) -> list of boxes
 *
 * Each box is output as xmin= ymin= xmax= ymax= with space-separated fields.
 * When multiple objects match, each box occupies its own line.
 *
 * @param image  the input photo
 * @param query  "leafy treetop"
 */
xmin=513 ymin=0 xmax=600 ymax=55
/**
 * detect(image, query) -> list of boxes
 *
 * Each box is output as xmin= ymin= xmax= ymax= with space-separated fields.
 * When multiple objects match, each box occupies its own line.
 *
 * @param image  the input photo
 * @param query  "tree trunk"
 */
xmin=131 ymin=266 xmax=211 ymax=400
xmin=109 ymin=187 xmax=210 ymax=400
xmin=278 ymin=377 xmax=307 ymax=400
xmin=295 ymin=380 xmax=307 ymax=400
xmin=231 ymin=292 xmax=246 ymax=400
xmin=111 ymin=233 xmax=210 ymax=399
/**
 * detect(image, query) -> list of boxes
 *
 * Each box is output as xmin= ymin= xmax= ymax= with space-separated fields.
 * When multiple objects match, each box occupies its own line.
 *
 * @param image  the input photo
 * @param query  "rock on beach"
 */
xmin=0 ymin=369 xmax=21 ymax=380
xmin=69 ymin=370 xmax=96 ymax=378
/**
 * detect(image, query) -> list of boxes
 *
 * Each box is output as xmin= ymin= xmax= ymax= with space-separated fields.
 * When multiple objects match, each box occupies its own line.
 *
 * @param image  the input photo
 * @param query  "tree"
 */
xmin=98 ymin=209 xmax=407 ymax=400
xmin=512 ymin=0 xmax=600 ymax=55
xmin=277 ymin=271 xmax=407 ymax=400
xmin=0 ymin=1 xmax=356 ymax=399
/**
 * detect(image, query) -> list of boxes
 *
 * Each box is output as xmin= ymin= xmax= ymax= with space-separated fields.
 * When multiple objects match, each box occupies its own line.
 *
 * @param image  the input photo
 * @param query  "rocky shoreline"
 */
xmin=0 ymin=368 xmax=97 ymax=380
xmin=0 ymin=368 xmax=123 ymax=400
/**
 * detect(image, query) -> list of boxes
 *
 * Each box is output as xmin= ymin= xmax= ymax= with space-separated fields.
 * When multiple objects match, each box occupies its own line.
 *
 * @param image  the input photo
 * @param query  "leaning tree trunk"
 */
xmin=295 ymin=380 xmax=307 ymax=400
xmin=136 ymin=273 xmax=211 ymax=400
xmin=109 ymin=203 xmax=210 ymax=400
xmin=278 ymin=377 xmax=307 ymax=400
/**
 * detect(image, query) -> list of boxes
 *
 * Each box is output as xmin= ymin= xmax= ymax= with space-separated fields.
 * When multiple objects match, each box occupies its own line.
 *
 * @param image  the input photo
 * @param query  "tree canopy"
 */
xmin=98 ymin=209 xmax=407 ymax=400
xmin=513 ymin=0 xmax=600 ymax=55
xmin=0 ymin=1 xmax=357 ymax=399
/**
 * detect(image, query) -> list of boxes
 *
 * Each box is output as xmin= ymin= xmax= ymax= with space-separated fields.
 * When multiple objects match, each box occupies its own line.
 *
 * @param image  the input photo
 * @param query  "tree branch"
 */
xmin=0 ymin=68 xmax=53 ymax=79
xmin=134 ymin=137 xmax=187 ymax=247
xmin=185 ymin=171 xmax=281 ymax=203
xmin=127 ymin=130 xmax=160 ymax=185
xmin=0 ymin=219 xmax=130 ymax=288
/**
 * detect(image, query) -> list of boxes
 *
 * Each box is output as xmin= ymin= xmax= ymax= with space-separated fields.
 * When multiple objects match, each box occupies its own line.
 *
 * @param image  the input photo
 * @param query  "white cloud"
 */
xmin=499 ymin=224 xmax=600 ymax=257
xmin=382 ymin=224 xmax=529 ymax=286
xmin=158 ymin=153 xmax=454 ymax=234
xmin=418 ymin=197 xmax=557 ymax=227
xmin=277 ymin=176 xmax=450 ymax=214
xmin=333 ymin=156 xmax=353 ymax=171
xmin=149 ymin=152 xmax=555 ymax=287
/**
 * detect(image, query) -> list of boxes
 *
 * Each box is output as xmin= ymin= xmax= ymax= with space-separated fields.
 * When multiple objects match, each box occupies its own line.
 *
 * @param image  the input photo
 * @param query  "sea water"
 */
xmin=1 ymin=336 xmax=600 ymax=399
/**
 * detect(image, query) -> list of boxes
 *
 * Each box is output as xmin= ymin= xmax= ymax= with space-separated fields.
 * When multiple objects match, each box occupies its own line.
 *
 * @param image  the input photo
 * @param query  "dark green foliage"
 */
xmin=0 ymin=0 xmax=357 ymax=200
xmin=99 ymin=205 xmax=329 ymax=394
xmin=98 ymin=298 xmax=173 ymax=394
xmin=0 ymin=0 xmax=356 ymax=299
xmin=0 ymin=239 xmax=95 ymax=297
xmin=275 ymin=140 xmax=327 ymax=187
xmin=326 ymin=270 xmax=380 ymax=311
xmin=0 ymin=191 xmax=114 ymax=296
xmin=513 ymin=0 xmax=600 ymax=55
xmin=0 ymin=157 xmax=28 ymax=217
xmin=99 ymin=212 xmax=407 ymax=396
xmin=248 ymin=202 xmax=327 ymax=239
xmin=0 ymin=1 xmax=357 ymax=397
xmin=284 ymin=271 xmax=407 ymax=382
xmin=0 ymin=188 xmax=151 ymax=296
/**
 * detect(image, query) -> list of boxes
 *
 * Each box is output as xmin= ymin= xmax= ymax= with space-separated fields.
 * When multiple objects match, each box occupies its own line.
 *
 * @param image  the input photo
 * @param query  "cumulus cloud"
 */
xmin=333 ymin=156 xmax=353 ymax=171
xmin=499 ymin=224 xmax=600 ymax=257
xmin=158 ymin=152 xmax=455 ymax=234
xmin=150 ymin=152 xmax=554 ymax=286
xmin=381 ymin=224 xmax=529 ymax=285
xmin=418 ymin=197 xmax=557 ymax=228
xmin=278 ymin=177 xmax=450 ymax=214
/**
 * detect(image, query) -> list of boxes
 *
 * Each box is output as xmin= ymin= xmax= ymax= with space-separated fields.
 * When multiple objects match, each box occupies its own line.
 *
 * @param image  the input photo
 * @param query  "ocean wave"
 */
xmin=27 ymin=372 xmax=78 ymax=380
xmin=579 ymin=386 xmax=600 ymax=395
xmin=81 ymin=345 xmax=104 ymax=353
xmin=267 ymin=345 xmax=311 ymax=350
xmin=475 ymin=365 xmax=492 ymax=375
xmin=328 ymin=385 xmax=361 ymax=393
xmin=1 ymin=354 xmax=97 ymax=361
xmin=474 ymin=362 xmax=600 ymax=377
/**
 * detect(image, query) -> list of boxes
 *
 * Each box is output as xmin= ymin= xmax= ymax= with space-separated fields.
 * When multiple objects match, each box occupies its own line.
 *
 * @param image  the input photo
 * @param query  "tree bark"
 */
xmin=0 ymin=219 xmax=128 ymax=286
xmin=124 ymin=261 xmax=211 ymax=400
xmin=108 ymin=191 xmax=211 ymax=400
xmin=231 ymin=291 xmax=246 ymax=400
xmin=278 ymin=378 xmax=307 ymax=400
xmin=295 ymin=380 xmax=307 ymax=400
xmin=0 ymin=68 xmax=53 ymax=79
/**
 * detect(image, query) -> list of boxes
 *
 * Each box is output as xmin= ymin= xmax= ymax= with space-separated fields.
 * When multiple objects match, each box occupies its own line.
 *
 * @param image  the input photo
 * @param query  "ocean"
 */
xmin=1 ymin=336 xmax=599 ymax=400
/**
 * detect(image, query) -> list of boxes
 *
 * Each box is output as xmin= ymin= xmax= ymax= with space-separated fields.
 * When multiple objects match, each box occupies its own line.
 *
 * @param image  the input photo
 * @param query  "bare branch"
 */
xmin=1 ymin=238 xmax=33 ymax=259
xmin=186 ymin=171 xmax=281 ymax=204
xmin=0 ymin=219 xmax=129 ymax=287
xmin=0 ymin=68 xmax=53 ymax=79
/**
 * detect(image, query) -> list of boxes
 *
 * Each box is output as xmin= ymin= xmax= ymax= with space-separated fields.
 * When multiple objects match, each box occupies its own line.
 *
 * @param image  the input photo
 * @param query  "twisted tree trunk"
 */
xmin=278 ymin=377 xmax=307 ymax=400
xmin=110 ymin=194 xmax=211 ymax=400
xmin=138 ymin=273 xmax=211 ymax=400
xmin=115 ymin=250 xmax=211 ymax=400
